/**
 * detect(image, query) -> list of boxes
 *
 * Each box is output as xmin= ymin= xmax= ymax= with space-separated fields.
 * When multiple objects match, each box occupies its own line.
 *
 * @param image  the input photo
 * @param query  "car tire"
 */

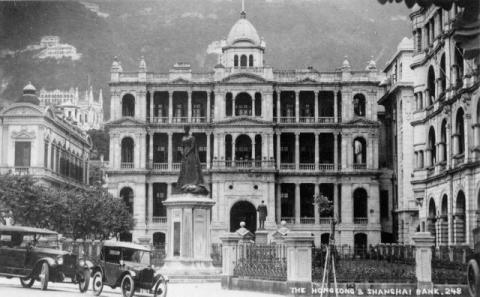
xmin=153 ymin=275 xmax=167 ymax=297
xmin=77 ymin=268 xmax=90 ymax=293
xmin=92 ymin=271 xmax=104 ymax=296
xmin=20 ymin=277 xmax=35 ymax=288
xmin=121 ymin=274 xmax=135 ymax=297
xmin=39 ymin=262 xmax=49 ymax=291
xmin=467 ymin=259 xmax=480 ymax=297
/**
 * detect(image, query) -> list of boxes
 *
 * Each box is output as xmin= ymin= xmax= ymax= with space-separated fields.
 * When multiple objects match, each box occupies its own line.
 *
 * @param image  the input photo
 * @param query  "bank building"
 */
xmin=106 ymin=7 xmax=393 ymax=247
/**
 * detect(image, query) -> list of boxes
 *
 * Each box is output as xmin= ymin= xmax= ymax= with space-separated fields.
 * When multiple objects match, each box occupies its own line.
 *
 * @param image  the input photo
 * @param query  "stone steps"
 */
xmin=166 ymin=274 xmax=222 ymax=283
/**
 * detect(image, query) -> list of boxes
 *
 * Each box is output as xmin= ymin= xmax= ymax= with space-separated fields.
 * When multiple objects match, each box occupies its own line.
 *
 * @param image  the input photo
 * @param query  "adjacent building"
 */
xmin=106 ymin=8 xmax=393 ymax=247
xmin=0 ymin=83 xmax=92 ymax=188
xmin=39 ymin=86 xmax=104 ymax=131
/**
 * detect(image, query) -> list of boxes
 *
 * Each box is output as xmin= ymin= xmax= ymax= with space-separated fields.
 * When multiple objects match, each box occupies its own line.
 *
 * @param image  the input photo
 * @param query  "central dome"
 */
xmin=226 ymin=15 xmax=261 ymax=46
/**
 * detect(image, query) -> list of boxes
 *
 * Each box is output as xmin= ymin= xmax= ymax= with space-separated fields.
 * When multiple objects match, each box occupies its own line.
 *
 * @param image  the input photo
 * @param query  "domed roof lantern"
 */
xmin=366 ymin=56 xmax=377 ymax=71
xmin=139 ymin=56 xmax=147 ymax=72
xmin=17 ymin=82 xmax=40 ymax=105
xmin=225 ymin=0 xmax=262 ymax=47
xmin=341 ymin=56 xmax=351 ymax=70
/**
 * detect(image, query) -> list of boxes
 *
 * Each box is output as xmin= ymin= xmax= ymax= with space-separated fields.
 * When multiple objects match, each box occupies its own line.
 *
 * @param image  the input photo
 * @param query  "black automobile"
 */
xmin=0 ymin=225 xmax=91 ymax=291
xmin=91 ymin=241 xmax=168 ymax=297
xmin=467 ymin=227 xmax=480 ymax=297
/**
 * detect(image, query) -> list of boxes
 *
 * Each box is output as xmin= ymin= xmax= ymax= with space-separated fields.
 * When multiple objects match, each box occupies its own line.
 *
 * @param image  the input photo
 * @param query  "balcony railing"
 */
xmin=279 ymin=163 xmax=295 ymax=170
xmin=299 ymin=117 xmax=315 ymax=123
xmin=171 ymin=117 xmax=188 ymax=123
xmin=319 ymin=217 xmax=333 ymax=225
xmin=191 ymin=117 xmax=206 ymax=123
xmin=300 ymin=217 xmax=315 ymax=224
xmin=318 ymin=163 xmax=335 ymax=171
xmin=280 ymin=217 xmax=295 ymax=224
xmin=299 ymin=163 xmax=315 ymax=171
xmin=11 ymin=166 xmax=30 ymax=175
xmin=279 ymin=117 xmax=296 ymax=123
xmin=152 ymin=216 xmax=167 ymax=224
xmin=121 ymin=162 xmax=134 ymax=169
xmin=354 ymin=217 xmax=368 ymax=224
xmin=172 ymin=163 xmax=181 ymax=170
xmin=318 ymin=117 xmax=335 ymax=123
xmin=150 ymin=117 xmax=168 ymax=123
xmin=353 ymin=163 xmax=367 ymax=170
xmin=152 ymin=163 xmax=168 ymax=170
xmin=213 ymin=160 xmax=275 ymax=169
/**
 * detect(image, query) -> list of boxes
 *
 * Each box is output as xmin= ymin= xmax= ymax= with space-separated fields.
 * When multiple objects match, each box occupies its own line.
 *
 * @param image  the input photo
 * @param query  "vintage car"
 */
xmin=91 ymin=241 xmax=168 ymax=297
xmin=467 ymin=227 xmax=480 ymax=297
xmin=0 ymin=225 xmax=91 ymax=291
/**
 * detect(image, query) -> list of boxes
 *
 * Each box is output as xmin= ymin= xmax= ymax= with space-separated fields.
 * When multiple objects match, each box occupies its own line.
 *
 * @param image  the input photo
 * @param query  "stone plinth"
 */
xmin=162 ymin=193 xmax=218 ymax=275
xmin=255 ymin=230 xmax=269 ymax=244
xmin=271 ymin=220 xmax=289 ymax=243
xmin=284 ymin=232 xmax=314 ymax=282
xmin=412 ymin=232 xmax=435 ymax=285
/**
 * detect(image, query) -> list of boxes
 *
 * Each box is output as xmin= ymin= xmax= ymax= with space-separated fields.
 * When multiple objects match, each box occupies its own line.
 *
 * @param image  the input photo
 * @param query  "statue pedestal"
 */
xmin=162 ymin=193 xmax=219 ymax=275
xmin=255 ymin=230 xmax=269 ymax=244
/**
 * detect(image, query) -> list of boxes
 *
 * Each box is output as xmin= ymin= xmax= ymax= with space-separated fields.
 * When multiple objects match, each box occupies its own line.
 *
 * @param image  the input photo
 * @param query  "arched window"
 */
xmin=122 ymin=94 xmax=135 ymax=117
xmin=428 ymin=126 xmax=436 ymax=166
xmin=120 ymin=187 xmax=134 ymax=215
xmin=254 ymin=92 xmax=261 ymax=116
xmin=235 ymin=134 xmax=252 ymax=161
xmin=234 ymin=55 xmax=239 ymax=67
xmin=454 ymin=45 xmax=464 ymax=87
xmin=440 ymin=120 xmax=447 ymax=162
xmin=353 ymin=137 xmax=367 ymax=165
xmin=353 ymin=94 xmax=366 ymax=116
xmin=226 ymin=93 xmax=233 ymax=117
xmin=353 ymin=188 xmax=368 ymax=222
xmin=428 ymin=198 xmax=437 ymax=243
xmin=427 ymin=66 xmax=435 ymax=105
xmin=240 ymin=55 xmax=247 ymax=67
xmin=455 ymin=191 xmax=466 ymax=243
xmin=235 ymin=92 xmax=252 ymax=116
xmin=354 ymin=233 xmax=368 ymax=256
xmin=225 ymin=134 xmax=232 ymax=163
xmin=440 ymin=55 xmax=446 ymax=93
xmin=249 ymin=55 xmax=254 ymax=67
xmin=121 ymin=137 xmax=134 ymax=168
xmin=455 ymin=108 xmax=465 ymax=155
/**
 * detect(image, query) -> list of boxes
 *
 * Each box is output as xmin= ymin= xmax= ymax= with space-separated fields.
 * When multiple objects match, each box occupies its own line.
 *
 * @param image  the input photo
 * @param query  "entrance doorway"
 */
xmin=230 ymin=201 xmax=257 ymax=233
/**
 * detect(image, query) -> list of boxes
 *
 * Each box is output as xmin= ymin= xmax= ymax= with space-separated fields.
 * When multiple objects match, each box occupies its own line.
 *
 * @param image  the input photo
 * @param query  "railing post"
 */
xmin=219 ymin=233 xmax=241 ymax=289
xmin=412 ymin=232 xmax=435 ymax=294
xmin=284 ymin=232 xmax=314 ymax=285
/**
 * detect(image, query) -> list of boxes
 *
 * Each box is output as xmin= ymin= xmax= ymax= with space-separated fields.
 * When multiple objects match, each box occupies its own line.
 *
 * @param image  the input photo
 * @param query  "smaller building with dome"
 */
xmin=0 ymin=82 xmax=92 ymax=188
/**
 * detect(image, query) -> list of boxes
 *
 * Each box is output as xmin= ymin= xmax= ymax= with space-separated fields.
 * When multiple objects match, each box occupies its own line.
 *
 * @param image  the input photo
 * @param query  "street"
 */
xmin=0 ymin=277 xmax=286 ymax=297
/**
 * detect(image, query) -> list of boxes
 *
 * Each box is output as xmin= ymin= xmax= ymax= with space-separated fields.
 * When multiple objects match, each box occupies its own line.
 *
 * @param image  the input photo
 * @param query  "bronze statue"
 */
xmin=176 ymin=126 xmax=209 ymax=195
xmin=257 ymin=200 xmax=267 ymax=230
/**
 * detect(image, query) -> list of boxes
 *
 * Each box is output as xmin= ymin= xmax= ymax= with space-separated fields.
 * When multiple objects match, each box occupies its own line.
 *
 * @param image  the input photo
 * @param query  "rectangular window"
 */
xmin=14 ymin=142 xmax=31 ymax=167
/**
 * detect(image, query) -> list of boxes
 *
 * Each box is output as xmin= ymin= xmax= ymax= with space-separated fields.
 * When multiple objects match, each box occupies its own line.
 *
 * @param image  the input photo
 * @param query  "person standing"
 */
xmin=257 ymin=200 xmax=267 ymax=230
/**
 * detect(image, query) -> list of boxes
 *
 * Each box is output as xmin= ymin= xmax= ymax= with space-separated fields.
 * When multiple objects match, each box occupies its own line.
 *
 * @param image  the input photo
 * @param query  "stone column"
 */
xmin=206 ymin=132 xmax=211 ymax=169
xmin=333 ymin=183 xmax=339 ymax=220
xmin=295 ymin=183 xmax=300 ymax=224
xmin=474 ymin=124 xmax=480 ymax=147
xmin=284 ymin=232 xmax=314 ymax=283
xmin=148 ymin=182 xmax=153 ymax=225
xmin=334 ymin=133 xmax=338 ymax=170
xmin=168 ymin=92 xmax=173 ymax=124
xmin=232 ymin=95 xmax=236 ymax=116
xmin=268 ymin=133 xmax=274 ymax=162
xmin=150 ymin=91 xmax=155 ymax=121
xmin=219 ymin=233 xmax=241 ymax=289
xmin=207 ymin=92 xmax=211 ymax=122
xmin=314 ymin=133 xmax=319 ymax=170
xmin=277 ymin=91 xmax=281 ymax=123
xmin=295 ymin=91 xmax=300 ymax=123
xmin=252 ymin=96 xmax=256 ymax=117
xmin=412 ymin=232 xmax=435 ymax=288
xmin=251 ymin=136 xmax=256 ymax=162
xmin=276 ymin=183 xmax=282 ymax=223
xmin=187 ymin=91 xmax=192 ymax=123
xmin=167 ymin=132 xmax=173 ymax=171
xmin=295 ymin=132 xmax=300 ymax=170
xmin=231 ymin=134 xmax=236 ymax=165
xmin=276 ymin=132 xmax=281 ymax=169
xmin=314 ymin=91 xmax=319 ymax=123
xmin=149 ymin=132 xmax=154 ymax=168
xmin=314 ymin=184 xmax=320 ymax=224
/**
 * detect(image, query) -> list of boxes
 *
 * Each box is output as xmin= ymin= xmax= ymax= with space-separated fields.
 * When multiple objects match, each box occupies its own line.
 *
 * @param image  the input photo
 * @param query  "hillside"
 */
xmin=0 ymin=0 xmax=411 ymax=118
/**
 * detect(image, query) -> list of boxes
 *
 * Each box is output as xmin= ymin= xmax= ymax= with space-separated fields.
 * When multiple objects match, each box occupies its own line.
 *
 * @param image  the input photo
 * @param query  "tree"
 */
xmin=314 ymin=194 xmax=334 ymax=218
xmin=87 ymin=129 xmax=109 ymax=160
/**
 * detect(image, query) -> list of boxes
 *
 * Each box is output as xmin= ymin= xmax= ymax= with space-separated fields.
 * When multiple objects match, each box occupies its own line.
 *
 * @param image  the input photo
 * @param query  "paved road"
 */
xmin=0 ymin=277 xmax=285 ymax=297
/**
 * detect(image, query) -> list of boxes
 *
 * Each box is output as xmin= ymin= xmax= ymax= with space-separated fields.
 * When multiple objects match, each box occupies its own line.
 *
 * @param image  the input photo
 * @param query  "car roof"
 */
xmin=0 ymin=225 xmax=58 ymax=235
xmin=103 ymin=241 xmax=151 ymax=252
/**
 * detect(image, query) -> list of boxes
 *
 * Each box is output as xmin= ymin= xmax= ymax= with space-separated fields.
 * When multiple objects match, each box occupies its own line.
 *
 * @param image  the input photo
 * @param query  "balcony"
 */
xmin=152 ymin=163 xmax=168 ymax=171
xmin=172 ymin=163 xmax=181 ymax=170
xmin=299 ymin=163 xmax=315 ymax=171
xmin=353 ymin=163 xmax=367 ymax=170
xmin=149 ymin=117 xmax=168 ymax=124
xmin=213 ymin=160 xmax=275 ymax=169
xmin=318 ymin=163 xmax=335 ymax=171
xmin=317 ymin=117 xmax=335 ymax=123
xmin=278 ymin=116 xmax=337 ymax=124
xmin=171 ymin=117 xmax=188 ymax=123
xmin=152 ymin=216 xmax=167 ymax=224
xmin=354 ymin=217 xmax=368 ymax=224
xmin=300 ymin=217 xmax=315 ymax=224
xmin=280 ymin=117 xmax=296 ymax=123
xmin=280 ymin=217 xmax=295 ymax=224
xmin=279 ymin=163 xmax=295 ymax=170
xmin=191 ymin=116 xmax=207 ymax=123
xmin=120 ymin=162 xmax=134 ymax=169
xmin=319 ymin=218 xmax=333 ymax=225
xmin=299 ymin=117 xmax=315 ymax=123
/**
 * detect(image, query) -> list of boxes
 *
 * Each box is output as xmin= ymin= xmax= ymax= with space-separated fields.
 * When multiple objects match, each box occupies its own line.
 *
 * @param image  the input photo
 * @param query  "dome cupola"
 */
xmin=17 ymin=82 xmax=40 ymax=105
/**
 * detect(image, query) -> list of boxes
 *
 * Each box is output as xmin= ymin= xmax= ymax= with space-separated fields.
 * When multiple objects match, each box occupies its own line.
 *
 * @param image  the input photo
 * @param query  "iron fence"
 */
xmin=312 ymin=245 xmax=416 ymax=283
xmin=233 ymin=243 xmax=287 ymax=281
xmin=432 ymin=246 xmax=472 ymax=284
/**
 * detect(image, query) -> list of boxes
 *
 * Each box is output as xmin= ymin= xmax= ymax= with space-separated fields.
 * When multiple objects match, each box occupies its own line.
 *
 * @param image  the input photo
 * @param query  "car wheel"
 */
xmin=92 ymin=271 xmax=104 ymax=296
xmin=20 ymin=277 xmax=35 ymax=288
xmin=153 ymin=275 xmax=167 ymax=297
xmin=467 ymin=259 xmax=480 ymax=297
xmin=39 ymin=262 xmax=49 ymax=291
xmin=121 ymin=274 xmax=135 ymax=297
xmin=77 ymin=268 xmax=90 ymax=293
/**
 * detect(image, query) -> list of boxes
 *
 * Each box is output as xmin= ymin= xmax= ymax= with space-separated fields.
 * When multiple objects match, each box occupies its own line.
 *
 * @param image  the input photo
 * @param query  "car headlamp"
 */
xmin=56 ymin=256 xmax=64 ymax=265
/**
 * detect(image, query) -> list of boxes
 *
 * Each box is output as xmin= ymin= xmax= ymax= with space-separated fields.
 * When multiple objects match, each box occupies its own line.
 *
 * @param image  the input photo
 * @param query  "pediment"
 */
xmin=170 ymin=78 xmax=191 ymax=84
xmin=11 ymin=128 xmax=36 ymax=139
xmin=1 ymin=104 xmax=43 ymax=116
xmin=219 ymin=116 xmax=269 ymax=125
xmin=107 ymin=117 xmax=145 ymax=126
xmin=296 ymin=77 xmax=318 ymax=84
xmin=222 ymin=72 xmax=266 ymax=83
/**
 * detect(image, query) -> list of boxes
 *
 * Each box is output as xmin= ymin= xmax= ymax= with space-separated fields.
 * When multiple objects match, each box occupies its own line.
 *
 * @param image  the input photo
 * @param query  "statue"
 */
xmin=175 ymin=125 xmax=209 ymax=195
xmin=257 ymin=200 xmax=267 ymax=230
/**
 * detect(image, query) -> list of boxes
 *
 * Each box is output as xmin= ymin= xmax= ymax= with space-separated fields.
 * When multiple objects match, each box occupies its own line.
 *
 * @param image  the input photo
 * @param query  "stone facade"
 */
xmin=106 ymin=9 xmax=392 ymax=247
xmin=0 ymin=83 xmax=92 ymax=188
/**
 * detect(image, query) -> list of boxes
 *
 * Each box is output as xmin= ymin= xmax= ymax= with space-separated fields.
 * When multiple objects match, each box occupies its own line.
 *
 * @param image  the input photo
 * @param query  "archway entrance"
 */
xmin=230 ymin=201 xmax=257 ymax=233
xmin=354 ymin=233 xmax=367 ymax=256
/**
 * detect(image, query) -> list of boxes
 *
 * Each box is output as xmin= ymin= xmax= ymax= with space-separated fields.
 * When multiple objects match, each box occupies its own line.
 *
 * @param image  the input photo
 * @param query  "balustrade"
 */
xmin=152 ymin=163 xmax=168 ymax=170
xmin=280 ymin=217 xmax=295 ymax=224
xmin=120 ymin=162 xmax=134 ymax=169
xmin=354 ymin=217 xmax=368 ymax=224
xmin=152 ymin=216 xmax=167 ymax=224
xmin=300 ymin=217 xmax=315 ymax=224
xmin=353 ymin=163 xmax=366 ymax=170
xmin=299 ymin=163 xmax=315 ymax=171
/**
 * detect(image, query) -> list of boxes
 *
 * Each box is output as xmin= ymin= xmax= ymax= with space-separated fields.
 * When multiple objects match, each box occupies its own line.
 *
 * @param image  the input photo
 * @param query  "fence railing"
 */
xmin=432 ymin=246 xmax=471 ymax=284
xmin=233 ymin=243 xmax=287 ymax=281
xmin=312 ymin=245 xmax=416 ymax=283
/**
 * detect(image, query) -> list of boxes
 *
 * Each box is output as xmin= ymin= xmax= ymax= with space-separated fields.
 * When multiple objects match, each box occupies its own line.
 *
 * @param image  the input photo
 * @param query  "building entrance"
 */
xmin=230 ymin=201 xmax=257 ymax=233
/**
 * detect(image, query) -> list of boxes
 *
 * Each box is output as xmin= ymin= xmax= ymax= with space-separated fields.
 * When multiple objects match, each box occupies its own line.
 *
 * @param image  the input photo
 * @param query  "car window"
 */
xmin=0 ymin=234 xmax=12 ymax=247
xmin=104 ymin=247 xmax=121 ymax=264
xmin=123 ymin=248 xmax=150 ymax=265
